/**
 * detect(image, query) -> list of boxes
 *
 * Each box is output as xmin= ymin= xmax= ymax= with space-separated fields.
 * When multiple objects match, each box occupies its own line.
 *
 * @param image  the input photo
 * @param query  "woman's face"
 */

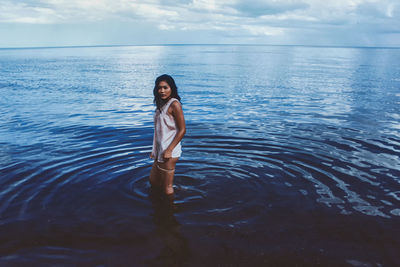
xmin=157 ymin=81 xmax=172 ymax=100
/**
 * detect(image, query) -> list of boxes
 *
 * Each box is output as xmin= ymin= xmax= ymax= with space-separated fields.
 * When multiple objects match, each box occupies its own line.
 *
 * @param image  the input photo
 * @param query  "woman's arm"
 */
xmin=163 ymin=101 xmax=186 ymax=159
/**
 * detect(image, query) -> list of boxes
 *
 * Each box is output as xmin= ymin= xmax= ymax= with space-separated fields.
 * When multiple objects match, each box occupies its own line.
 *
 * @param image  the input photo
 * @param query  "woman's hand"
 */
xmin=163 ymin=149 xmax=172 ymax=160
xmin=150 ymin=153 xmax=155 ymax=159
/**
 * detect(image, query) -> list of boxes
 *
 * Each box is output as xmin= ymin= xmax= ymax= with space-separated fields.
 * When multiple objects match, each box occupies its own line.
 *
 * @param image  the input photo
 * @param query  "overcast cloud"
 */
xmin=0 ymin=0 xmax=399 ymax=47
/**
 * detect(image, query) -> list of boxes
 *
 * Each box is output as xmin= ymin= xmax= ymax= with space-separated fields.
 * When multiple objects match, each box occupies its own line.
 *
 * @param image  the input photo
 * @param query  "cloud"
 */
xmin=158 ymin=24 xmax=176 ymax=30
xmin=0 ymin=1 xmax=60 ymax=23
xmin=129 ymin=2 xmax=179 ymax=20
xmin=0 ymin=0 xmax=399 ymax=46
xmin=241 ymin=25 xmax=284 ymax=36
xmin=230 ymin=0 xmax=309 ymax=17
xmin=354 ymin=0 xmax=399 ymax=18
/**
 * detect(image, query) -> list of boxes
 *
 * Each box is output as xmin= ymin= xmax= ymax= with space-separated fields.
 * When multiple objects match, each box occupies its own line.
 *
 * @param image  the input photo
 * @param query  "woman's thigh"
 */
xmin=149 ymin=161 xmax=162 ymax=184
xmin=158 ymin=157 xmax=179 ymax=170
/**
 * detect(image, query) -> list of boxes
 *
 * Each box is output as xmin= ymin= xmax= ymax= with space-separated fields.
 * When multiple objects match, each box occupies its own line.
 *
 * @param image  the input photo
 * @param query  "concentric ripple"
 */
xmin=0 ymin=124 xmax=154 ymax=224
xmin=179 ymin=122 xmax=400 ymax=222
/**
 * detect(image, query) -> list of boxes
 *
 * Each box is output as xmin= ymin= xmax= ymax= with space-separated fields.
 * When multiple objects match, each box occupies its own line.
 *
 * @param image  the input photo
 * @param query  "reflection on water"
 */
xmin=0 ymin=45 xmax=399 ymax=265
xmin=147 ymin=187 xmax=191 ymax=266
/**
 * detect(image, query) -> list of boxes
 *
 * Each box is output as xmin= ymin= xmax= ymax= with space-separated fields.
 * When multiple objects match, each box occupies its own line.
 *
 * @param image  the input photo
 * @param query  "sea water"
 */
xmin=0 ymin=45 xmax=399 ymax=265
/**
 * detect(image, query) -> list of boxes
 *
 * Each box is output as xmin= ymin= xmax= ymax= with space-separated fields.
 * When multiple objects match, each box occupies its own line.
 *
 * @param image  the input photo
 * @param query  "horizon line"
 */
xmin=1 ymin=43 xmax=400 ymax=50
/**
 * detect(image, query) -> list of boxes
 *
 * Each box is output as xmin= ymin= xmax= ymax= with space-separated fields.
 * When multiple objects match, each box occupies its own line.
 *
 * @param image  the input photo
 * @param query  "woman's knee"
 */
xmin=164 ymin=184 xmax=174 ymax=195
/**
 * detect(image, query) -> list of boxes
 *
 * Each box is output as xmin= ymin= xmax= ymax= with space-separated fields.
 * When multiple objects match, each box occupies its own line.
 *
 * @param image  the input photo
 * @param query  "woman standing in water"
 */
xmin=150 ymin=74 xmax=186 ymax=196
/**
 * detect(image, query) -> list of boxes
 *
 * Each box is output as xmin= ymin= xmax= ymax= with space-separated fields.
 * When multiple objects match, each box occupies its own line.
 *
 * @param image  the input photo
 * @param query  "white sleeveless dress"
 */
xmin=152 ymin=98 xmax=182 ymax=162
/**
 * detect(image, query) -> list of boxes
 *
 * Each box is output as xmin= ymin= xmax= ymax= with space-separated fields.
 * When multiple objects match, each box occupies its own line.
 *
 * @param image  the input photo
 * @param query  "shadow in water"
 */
xmin=146 ymin=187 xmax=191 ymax=266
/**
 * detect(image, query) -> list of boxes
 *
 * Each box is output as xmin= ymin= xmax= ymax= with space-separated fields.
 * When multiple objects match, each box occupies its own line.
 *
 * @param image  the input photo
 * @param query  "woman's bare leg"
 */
xmin=157 ymin=157 xmax=179 ymax=195
xmin=149 ymin=161 xmax=162 ymax=187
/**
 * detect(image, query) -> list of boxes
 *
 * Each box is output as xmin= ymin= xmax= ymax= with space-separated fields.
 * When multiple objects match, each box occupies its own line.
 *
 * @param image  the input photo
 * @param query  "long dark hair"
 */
xmin=153 ymin=74 xmax=181 ymax=111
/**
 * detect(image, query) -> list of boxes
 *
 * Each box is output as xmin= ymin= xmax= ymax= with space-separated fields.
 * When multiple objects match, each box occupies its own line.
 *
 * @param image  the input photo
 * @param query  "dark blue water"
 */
xmin=0 ymin=45 xmax=399 ymax=266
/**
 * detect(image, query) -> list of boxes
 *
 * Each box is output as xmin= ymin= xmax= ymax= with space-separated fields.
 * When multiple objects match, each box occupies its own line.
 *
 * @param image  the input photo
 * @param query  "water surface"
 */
xmin=0 ymin=45 xmax=399 ymax=266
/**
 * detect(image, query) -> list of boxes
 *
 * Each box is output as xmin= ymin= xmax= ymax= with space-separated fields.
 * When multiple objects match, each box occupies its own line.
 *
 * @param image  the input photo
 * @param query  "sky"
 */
xmin=0 ymin=0 xmax=399 ymax=48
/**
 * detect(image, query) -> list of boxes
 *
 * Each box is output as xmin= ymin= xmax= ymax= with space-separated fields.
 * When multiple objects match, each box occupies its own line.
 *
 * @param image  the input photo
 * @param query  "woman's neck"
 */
xmin=162 ymin=97 xmax=172 ymax=104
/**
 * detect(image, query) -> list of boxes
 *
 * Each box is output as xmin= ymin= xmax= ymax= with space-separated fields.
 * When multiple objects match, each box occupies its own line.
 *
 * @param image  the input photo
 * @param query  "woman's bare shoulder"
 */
xmin=170 ymin=100 xmax=182 ymax=109
xmin=169 ymin=100 xmax=183 ymax=114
